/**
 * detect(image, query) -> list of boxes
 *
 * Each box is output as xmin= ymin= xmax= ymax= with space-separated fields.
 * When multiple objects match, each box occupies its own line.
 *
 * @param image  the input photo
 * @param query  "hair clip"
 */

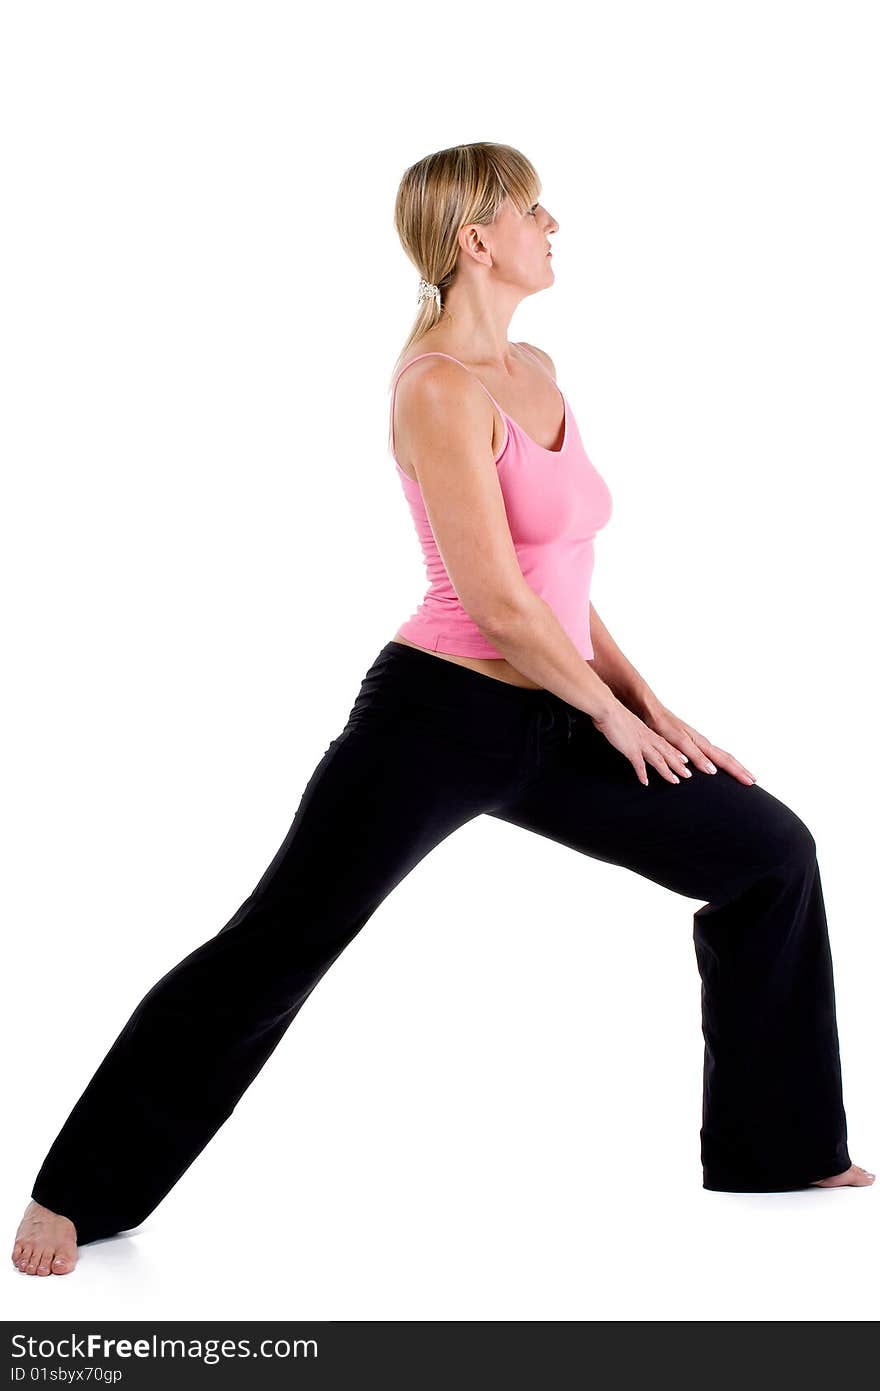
xmin=417 ymin=277 xmax=440 ymax=306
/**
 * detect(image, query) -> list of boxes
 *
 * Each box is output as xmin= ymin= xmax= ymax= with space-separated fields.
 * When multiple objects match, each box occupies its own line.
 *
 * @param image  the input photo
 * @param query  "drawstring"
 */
xmin=531 ymin=694 xmax=574 ymax=774
xmin=537 ymin=694 xmax=575 ymax=745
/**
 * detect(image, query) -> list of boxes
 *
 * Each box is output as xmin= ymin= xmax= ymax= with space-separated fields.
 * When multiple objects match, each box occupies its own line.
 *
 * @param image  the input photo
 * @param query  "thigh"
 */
xmin=159 ymin=719 xmax=513 ymax=1025
xmin=207 ymin=644 xmax=536 ymax=994
xmin=487 ymin=715 xmax=814 ymax=904
xmin=245 ymin=721 xmax=504 ymax=928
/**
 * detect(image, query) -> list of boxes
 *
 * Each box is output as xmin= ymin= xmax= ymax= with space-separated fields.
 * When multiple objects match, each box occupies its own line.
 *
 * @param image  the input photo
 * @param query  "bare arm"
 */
xmin=394 ymin=356 xmax=615 ymax=719
xmin=394 ymin=357 xmax=689 ymax=785
xmin=587 ymin=603 xmax=661 ymax=720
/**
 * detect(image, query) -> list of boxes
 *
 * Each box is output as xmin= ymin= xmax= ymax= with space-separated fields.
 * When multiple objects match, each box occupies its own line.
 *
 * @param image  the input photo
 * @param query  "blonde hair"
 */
xmin=390 ymin=142 xmax=541 ymax=384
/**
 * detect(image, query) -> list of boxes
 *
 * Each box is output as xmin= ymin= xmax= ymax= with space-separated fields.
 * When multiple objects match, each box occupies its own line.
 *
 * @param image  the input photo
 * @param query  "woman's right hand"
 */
xmin=591 ymin=697 xmax=692 ymax=787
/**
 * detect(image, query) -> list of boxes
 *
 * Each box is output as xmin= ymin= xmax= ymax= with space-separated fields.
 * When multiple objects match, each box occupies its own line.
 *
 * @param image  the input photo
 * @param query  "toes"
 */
xmin=10 ymin=1232 xmax=77 ymax=1274
xmin=11 ymin=1221 xmax=78 ymax=1275
xmin=848 ymin=1164 xmax=875 ymax=1184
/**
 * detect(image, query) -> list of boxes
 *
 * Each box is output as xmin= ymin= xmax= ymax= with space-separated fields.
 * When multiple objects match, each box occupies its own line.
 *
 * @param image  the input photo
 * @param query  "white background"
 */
xmin=3 ymin=0 xmax=877 ymax=1321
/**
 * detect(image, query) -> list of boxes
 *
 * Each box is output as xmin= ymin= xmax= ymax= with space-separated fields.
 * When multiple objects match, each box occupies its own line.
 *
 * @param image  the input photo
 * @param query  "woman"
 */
xmin=12 ymin=141 xmax=872 ymax=1277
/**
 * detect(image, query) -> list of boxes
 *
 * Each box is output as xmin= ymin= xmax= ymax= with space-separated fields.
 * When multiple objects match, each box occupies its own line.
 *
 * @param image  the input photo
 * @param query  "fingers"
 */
xmin=654 ymin=736 xmax=693 ymax=783
xmin=641 ymin=744 xmax=685 ymax=786
xmin=694 ymin=755 xmax=718 ymax=774
xmin=641 ymin=722 xmax=757 ymax=786
xmin=725 ymin=753 xmax=757 ymax=782
xmin=650 ymin=752 xmax=682 ymax=784
xmin=712 ymin=750 xmax=757 ymax=785
xmin=661 ymin=741 xmax=692 ymax=777
xmin=638 ymin=737 xmax=717 ymax=787
xmin=684 ymin=733 xmax=720 ymax=776
xmin=676 ymin=733 xmax=717 ymax=775
xmin=695 ymin=737 xmax=757 ymax=784
xmin=627 ymin=715 xmax=751 ymax=788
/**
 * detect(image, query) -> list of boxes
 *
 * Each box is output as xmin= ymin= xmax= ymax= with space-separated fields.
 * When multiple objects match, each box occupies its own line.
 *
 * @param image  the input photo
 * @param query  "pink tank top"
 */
xmin=389 ymin=343 xmax=613 ymax=660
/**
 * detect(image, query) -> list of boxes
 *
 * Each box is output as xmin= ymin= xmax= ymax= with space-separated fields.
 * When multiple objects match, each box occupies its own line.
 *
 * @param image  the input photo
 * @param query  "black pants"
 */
xmin=32 ymin=641 xmax=851 ymax=1243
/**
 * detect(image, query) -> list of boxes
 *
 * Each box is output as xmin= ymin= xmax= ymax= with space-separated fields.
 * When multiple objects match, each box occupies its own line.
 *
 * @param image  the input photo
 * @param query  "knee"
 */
xmin=776 ymin=809 xmax=817 ymax=871
xmin=745 ymin=788 xmax=817 ymax=875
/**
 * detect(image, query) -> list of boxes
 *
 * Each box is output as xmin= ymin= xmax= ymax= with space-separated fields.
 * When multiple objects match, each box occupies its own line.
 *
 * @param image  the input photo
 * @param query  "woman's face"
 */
xmin=489 ymin=195 xmax=559 ymax=294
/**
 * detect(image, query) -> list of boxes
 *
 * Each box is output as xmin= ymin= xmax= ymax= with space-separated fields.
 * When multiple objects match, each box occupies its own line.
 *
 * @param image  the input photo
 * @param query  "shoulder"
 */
xmin=391 ymin=354 xmax=496 ymax=459
xmin=517 ymin=341 xmax=557 ymax=380
xmin=393 ymin=353 xmax=491 ymax=413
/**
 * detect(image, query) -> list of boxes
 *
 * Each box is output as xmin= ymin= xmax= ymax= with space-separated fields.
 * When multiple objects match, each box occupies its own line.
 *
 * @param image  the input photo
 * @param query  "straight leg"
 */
xmin=31 ymin=710 xmax=510 ymax=1244
xmin=486 ymin=708 xmax=851 ymax=1191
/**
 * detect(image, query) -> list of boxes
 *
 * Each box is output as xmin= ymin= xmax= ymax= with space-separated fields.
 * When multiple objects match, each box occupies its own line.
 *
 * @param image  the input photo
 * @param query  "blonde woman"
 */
xmin=13 ymin=142 xmax=872 ymax=1277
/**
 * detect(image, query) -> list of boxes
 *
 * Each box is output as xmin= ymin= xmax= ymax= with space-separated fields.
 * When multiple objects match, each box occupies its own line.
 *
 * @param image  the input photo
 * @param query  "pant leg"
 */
xmin=486 ymin=706 xmax=851 ymax=1192
xmin=30 ymin=673 xmax=523 ymax=1245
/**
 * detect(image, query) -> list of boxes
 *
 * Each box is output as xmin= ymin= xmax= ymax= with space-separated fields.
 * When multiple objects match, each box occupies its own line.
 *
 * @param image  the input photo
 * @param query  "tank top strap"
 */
xmin=388 ymin=351 xmax=506 ymax=459
xmin=515 ymin=341 xmax=555 ymax=381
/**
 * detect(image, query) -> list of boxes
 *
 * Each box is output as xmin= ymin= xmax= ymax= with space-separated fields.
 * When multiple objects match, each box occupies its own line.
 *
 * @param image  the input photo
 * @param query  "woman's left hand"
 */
xmin=641 ymin=703 xmax=757 ymax=786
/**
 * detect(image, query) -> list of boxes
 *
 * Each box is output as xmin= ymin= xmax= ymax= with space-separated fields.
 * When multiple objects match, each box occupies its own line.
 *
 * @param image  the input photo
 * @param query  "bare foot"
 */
xmin=11 ymin=1200 xmax=78 ymax=1275
xmin=810 ymin=1163 xmax=875 ymax=1188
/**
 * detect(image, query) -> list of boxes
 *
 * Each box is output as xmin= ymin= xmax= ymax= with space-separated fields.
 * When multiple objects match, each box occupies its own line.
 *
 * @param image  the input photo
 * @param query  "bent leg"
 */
xmin=487 ymin=719 xmax=850 ymax=1191
xmin=31 ymin=725 xmax=493 ymax=1244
